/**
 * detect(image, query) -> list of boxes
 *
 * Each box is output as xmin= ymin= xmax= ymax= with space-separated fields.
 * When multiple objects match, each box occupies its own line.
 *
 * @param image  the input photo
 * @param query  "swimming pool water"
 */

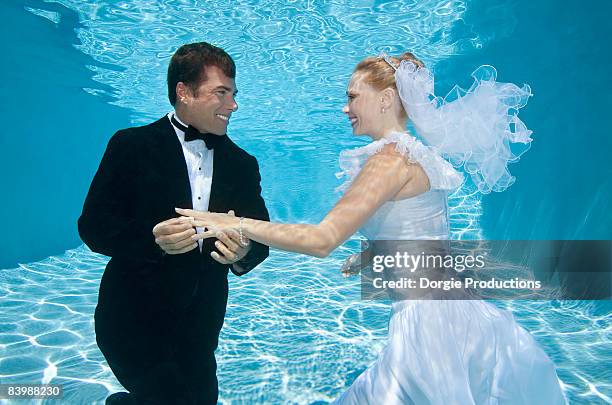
xmin=1 ymin=0 xmax=610 ymax=403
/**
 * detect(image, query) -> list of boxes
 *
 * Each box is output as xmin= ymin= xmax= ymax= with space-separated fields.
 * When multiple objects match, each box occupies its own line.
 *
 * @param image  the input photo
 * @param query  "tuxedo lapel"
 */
xmin=208 ymin=136 xmax=236 ymax=213
xmin=149 ymin=117 xmax=193 ymax=210
xmin=147 ymin=116 xmax=235 ymax=214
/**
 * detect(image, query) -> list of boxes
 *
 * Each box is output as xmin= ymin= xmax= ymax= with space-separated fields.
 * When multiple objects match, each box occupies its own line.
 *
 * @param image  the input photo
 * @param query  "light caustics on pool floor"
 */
xmin=0 ymin=189 xmax=609 ymax=404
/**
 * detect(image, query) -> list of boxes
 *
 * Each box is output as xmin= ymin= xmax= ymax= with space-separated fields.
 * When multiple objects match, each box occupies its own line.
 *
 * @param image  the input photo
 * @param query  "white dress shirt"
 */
xmin=167 ymin=112 xmax=214 ymax=251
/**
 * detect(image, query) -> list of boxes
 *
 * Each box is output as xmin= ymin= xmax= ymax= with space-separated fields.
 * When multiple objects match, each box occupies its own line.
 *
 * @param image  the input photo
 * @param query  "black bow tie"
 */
xmin=171 ymin=115 xmax=222 ymax=150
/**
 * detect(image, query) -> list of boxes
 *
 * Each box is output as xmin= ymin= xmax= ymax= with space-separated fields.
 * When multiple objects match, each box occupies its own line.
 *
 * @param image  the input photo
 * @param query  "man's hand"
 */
xmin=210 ymin=210 xmax=252 ymax=265
xmin=153 ymin=217 xmax=198 ymax=255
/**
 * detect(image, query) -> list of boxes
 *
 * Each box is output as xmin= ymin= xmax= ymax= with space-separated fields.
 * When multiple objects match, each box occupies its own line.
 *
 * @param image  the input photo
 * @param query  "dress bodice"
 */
xmin=335 ymin=131 xmax=463 ymax=241
xmin=359 ymin=190 xmax=451 ymax=240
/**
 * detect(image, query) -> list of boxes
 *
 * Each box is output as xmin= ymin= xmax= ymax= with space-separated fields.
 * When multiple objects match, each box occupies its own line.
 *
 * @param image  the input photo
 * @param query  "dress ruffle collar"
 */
xmin=335 ymin=131 xmax=464 ymax=194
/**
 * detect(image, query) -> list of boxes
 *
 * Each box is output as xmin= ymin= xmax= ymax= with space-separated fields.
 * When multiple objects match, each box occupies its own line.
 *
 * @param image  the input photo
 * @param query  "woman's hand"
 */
xmin=341 ymin=253 xmax=363 ymax=277
xmin=175 ymin=208 xmax=251 ymax=264
xmin=341 ymin=243 xmax=372 ymax=277
xmin=175 ymin=208 xmax=241 ymax=234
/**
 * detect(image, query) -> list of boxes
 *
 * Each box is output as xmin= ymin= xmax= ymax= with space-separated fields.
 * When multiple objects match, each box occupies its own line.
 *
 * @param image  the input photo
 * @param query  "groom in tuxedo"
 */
xmin=78 ymin=42 xmax=269 ymax=404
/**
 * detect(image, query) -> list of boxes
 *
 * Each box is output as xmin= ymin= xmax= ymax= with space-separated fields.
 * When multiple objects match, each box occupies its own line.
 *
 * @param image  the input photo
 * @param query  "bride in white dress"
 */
xmin=177 ymin=52 xmax=567 ymax=404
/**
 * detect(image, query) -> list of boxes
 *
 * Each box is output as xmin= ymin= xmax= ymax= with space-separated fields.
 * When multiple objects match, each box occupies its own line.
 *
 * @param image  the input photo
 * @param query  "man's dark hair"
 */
xmin=167 ymin=42 xmax=236 ymax=106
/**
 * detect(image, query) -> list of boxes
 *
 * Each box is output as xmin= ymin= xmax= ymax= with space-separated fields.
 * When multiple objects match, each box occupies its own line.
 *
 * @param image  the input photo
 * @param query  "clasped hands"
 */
xmin=152 ymin=208 xmax=249 ymax=265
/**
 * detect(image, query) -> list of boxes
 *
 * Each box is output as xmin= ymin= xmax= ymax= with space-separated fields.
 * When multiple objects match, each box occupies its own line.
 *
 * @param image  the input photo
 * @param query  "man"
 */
xmin=78 ymin=42 xmax=269 ymax=404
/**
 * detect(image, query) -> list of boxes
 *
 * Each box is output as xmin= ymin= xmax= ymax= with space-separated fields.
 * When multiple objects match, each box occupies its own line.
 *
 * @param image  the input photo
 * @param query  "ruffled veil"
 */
xmin=395 ymin=59 xmax=533 ymax=194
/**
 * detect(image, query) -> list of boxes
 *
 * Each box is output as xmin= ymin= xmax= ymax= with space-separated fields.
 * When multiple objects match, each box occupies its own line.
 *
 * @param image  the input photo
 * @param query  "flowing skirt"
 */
xmin=334 ymin=300 xmax=567 ymax=405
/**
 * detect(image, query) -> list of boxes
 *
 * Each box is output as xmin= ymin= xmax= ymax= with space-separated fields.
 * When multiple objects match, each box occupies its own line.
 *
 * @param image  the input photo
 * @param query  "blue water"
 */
xmin=1 ymin=0 xmax=610 ymax=404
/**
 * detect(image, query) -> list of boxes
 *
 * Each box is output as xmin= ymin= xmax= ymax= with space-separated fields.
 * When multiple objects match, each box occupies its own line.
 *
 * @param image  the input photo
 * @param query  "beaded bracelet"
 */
xmin=239 ymin=217 xmax=247 ymax=246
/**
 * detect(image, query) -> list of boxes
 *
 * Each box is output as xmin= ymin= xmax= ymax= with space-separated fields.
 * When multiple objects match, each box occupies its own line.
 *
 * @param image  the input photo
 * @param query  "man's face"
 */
xmin=182 ymin=65 xmax=238 ymax=135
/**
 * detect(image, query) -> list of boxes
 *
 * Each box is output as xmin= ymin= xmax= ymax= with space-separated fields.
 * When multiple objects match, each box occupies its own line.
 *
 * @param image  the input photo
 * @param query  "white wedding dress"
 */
xmin=333 ymin=132 xmax=567 ymax=405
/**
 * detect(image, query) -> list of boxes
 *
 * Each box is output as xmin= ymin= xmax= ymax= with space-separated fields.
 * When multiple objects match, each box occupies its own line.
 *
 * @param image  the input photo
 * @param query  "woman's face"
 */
xmin=342 ymin=73 xmax=381 ymax=137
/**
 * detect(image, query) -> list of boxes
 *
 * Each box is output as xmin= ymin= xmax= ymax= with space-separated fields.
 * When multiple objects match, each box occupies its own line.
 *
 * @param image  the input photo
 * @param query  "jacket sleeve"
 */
xmin=230 ymin=155 xmax=270 ymax=276
xmin=78 ymin=131 xmax=165 ymax=264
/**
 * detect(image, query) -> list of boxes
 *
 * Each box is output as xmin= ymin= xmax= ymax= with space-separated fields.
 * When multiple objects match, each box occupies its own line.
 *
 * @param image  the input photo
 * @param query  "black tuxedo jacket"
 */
xmin=78 ymin=116 xmax=269 ymax=336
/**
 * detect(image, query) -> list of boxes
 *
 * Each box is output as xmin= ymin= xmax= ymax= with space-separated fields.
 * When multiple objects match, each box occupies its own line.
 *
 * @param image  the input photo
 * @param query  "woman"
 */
xmin=177 ymin=52 xmax=567 ymax=404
